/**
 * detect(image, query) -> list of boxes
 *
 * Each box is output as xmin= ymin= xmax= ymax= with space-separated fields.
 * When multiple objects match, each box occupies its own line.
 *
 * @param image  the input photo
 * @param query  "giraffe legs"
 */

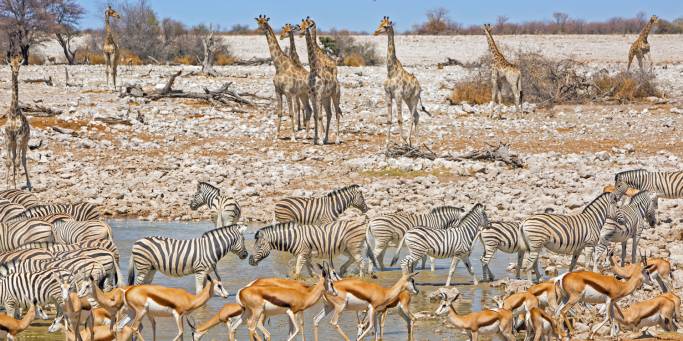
xmin=112 ymin=49 xmax=119 ymax=89
xmin=19 ymin=135 xmax=30 ymax=191
xmin=333 ymin=83 xmax=342 ymax=144
xmin=286 ymin=95 xmax=296 ymax=141
xmin=322 ymin=96 xmax=333 ymax=145
xmin=384 ymin=93 xmax=393 ymax=149
xmin=490 ymin=70 xmax=500 ymax=104
xmin=5 ymin=139 xmax=17 ymax=189
xmin=646 ymin=52 xmax=654 ymax=72
xmin=395 ymin=95 xmax=405 ymax=143
xmin=406 ymin=96 xmax=419 ymax=146
xmin=104 ymin=53 xmax=112 ymax=87
xmin=275 ymin=92 xmax=284 ymax=141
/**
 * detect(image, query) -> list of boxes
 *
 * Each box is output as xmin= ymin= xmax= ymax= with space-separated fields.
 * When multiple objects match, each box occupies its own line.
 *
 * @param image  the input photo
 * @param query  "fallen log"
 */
xmin=384 ymin=143 xmax=437 ymax=160
xmin=232 ymin=57 xmax=271 ymax=66
xmin=444 ymin=143 xmax=524 ymax=168
xmin=20 ymin=103 xmax=62 ymax=117
xmin=23 ymin=76 xmax=53 ymax=86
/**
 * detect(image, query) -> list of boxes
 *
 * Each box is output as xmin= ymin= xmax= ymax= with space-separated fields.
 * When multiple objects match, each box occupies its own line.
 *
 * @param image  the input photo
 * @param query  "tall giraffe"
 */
xmin=374 ymin=16 xmax=430 ymax=148
xmin=3 ymin=56 xmax=32 ymax=191
xmin=482 ymin=24 xmax=522 ymax=108
xmin=103 ymin=5 xmax=121 ymax=89
xmin=300 ymin=17 xmax=342 ymax=144
xmin=628 ymin=15 xmax=659 ymax=72
xmin=255 ymin=15 xmax=310 ymax=142
xmin=280 ymin=23 xmax=311 ymax=130
xmin=301 ymin=18 xmax=337 ymax=145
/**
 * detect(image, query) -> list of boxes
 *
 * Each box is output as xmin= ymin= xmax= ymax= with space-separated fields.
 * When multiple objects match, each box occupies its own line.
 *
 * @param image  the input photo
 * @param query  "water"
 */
xmin=20 ymin=220 xmax=514 ymax=340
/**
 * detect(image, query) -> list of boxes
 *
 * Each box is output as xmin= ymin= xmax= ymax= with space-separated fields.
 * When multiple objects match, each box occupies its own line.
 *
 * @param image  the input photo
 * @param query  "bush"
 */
xmin=74 ymin=49 xmax=105 ymax=65
xmin=28 ymin=54 xmax=45 ymax=65
xmin=448 ymin=52 xmax=661 ymax=106
xmin=173 ymin=55 xmax=196 ymax=65
xmin=214 ymin=52 xmax=235 ymax=65
xmin=319 ymin=30 xmax=380 ymax=66
xmin=120 ymin=49 xmax=143 ymax=65
xmin=412 ymin=7 xmax=461 ymax=35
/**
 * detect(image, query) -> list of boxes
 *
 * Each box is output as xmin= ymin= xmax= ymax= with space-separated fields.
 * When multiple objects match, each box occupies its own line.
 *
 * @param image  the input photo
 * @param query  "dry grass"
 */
xmin=28 ymin=54 xmax=45 ymax=65
xmin=343 ymin=53 xmax=366 ymax=67
xmin=360 ymin=167 xmax=451 ymax=178
xmin=120 ymin=50 xmax=143 ymax=65
xmin=448 ymin=80 xmax=491 ymax=104
xmin=215 ymin=52 xmax=236 ymax=66
xmin=173 ymin=55 xmax=197 ymax=65
xmin=75 ymin=49 xmax=106 ymax=65
xmin=593 ymin=71 xmax=660 ymax=103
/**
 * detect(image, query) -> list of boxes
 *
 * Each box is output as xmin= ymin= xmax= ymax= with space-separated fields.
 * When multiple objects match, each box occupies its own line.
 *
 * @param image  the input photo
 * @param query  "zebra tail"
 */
xmin=390 ymin=235 xmax=407 ymax=267
xmin=114 ymin=259 xmax=123 ymax=287
xmin=470 ymin=231 xmax=482 ymax=251
xmin=127 ymin=257 xmax=135 ymax=286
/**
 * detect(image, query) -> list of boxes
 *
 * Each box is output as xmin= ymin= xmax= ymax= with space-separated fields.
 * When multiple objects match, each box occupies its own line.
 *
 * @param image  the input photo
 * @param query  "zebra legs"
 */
xmin=195 ymin=272 xmax=208 ymax=295
xmin=462 ymin=255 xmax=479 ymax=285
xmin=569 ymin=253 xmax=580 ymax=272
xmin=515 ymin=251 xmax=524 ymax=280
xmin=446 ymin=257 xmax=459 ymax=287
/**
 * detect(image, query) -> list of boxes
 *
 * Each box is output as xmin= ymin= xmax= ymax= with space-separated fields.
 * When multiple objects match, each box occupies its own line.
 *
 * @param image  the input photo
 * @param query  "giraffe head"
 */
xmin=105 ymin=5 xmax=120 ymax=19
xmin=650 ymin=15 xmax=659 ymax=25
xmin=279 ymin=23 xmax=300 ymax=40
xmin=373 ymin=16 xmax=393 ymax=36
xmin=299 ymin=16 xmax=315 ymax=36
xmin=482 ymin=23 xmax=493 ymax=34
xmin=9 ymin=55 xmax=22 ymax=73
xmin=255 ymin=14 xmax=271 ymax=32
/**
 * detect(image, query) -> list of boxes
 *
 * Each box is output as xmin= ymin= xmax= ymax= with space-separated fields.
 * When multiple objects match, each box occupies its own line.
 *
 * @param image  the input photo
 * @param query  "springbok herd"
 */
xmin=0 ymin=168 xmax=679 ymax=341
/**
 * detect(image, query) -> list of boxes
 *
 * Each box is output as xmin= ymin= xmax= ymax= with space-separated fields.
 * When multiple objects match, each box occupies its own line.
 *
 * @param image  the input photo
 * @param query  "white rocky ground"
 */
xmin=4 ymin=35 xmax=683 ymax=339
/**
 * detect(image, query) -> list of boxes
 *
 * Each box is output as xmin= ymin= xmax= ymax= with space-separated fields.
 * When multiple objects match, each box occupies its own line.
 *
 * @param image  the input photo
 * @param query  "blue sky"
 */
xmin=81 ymin=0 xmax=682 ymax=31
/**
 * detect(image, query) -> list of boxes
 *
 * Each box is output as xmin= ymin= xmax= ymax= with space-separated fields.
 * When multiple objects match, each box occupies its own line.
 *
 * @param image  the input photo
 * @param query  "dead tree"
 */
xmin=201 ymin=30 xmax=218 ymax=77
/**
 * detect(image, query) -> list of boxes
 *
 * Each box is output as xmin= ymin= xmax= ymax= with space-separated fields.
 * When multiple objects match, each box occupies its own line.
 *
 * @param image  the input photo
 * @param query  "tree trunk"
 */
xmin=201 ymin=31 xmax=218 ymax=76
xmin=56 ymin=33 xmax=76 ymax=65
xmin=20 ymin=45 xmax=30 ymax=65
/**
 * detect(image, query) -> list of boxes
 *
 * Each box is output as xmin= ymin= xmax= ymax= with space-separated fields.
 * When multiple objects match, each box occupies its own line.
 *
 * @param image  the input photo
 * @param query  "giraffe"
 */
xmin=3 ymin=56 xmax=32 ymax=191
xmin=280 ymin=23 xmax=311 ymax=130
xmin=103 ymin=5 xmax=121 ymax=89
xmin=301 ymin=17 xmax=337 ymax=145
xmin=628 ymin=15 xmax=659 ymax=72
xmin=374 ymin=16 xmax=431 ymax=148
xmin=300 ymin=17 xmax=343 ymax=144
xmin=482 ymin=24 xmax=522 ymax=108
xmin=255 ymin=15 xmax=311 ymax=142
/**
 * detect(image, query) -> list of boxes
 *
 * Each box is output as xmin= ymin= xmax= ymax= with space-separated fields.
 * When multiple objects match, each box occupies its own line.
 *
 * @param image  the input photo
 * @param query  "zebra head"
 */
xmin=190 ymin=182 xmax=218 ymax=210
xmin=249 ymin=229 xmax=271 ymax=266
xmin=0 ymin=261 xmax=16 ymax=278
xmin=350 ymin=186 xmax=369 ymax=213
xmin=231 ymin=225 xmax=249 ymax=260
xmin=613 ymin=169 xmax=645 ymax=202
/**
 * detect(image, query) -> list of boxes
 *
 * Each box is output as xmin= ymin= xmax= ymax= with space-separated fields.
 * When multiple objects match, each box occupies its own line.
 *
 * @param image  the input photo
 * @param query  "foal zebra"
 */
xmin=520 ymin=192 xmax=614 ymax=282
xmin=9 ymin=202 xmax=100 ymax=222
xmin=129 ymin=224 xmax=248 ymax=294
xmin=613 ymin=169 xmax=683 ymax=201
xmin=0 ymin=218 xmax=53 ymax=252
xmin=367 ymin=205 xmax=464 ymax=271
xmin=394 ymin=204 xmax=489 ymax=286
xmin=273 ymin=184 xmax=368 ymax=225
xmin=478 ymin=221 xmax=524 ymax=282
xmin=190 ymin=182 xmax=241 ymax=227
xmin=249 ymin=218 xmax=372 ymax=278
xmin=594 ymin=191 xmax=658 ymax=271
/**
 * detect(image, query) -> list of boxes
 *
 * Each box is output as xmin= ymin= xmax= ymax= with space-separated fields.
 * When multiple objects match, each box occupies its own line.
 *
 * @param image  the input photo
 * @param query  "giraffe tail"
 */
xmin=418 ymin=97 xmax=432 ymax=117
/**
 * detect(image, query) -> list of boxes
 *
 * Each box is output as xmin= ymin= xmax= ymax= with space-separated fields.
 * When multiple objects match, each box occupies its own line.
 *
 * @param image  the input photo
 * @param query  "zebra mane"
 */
xmin=581 ymin=193 xmax=612 ymax=214
xmin=614 ymin=169 xmax=647 ymax=182
xmin=201 ymin=224 xmax=242 ymax=238
xmin=198 ymin=182 xmax=220 ymax=194
xmin=326 ymin=184 xmax=360 ymax=197
xmin=458 ymin=204 xmax=484 ymax=224
xmin=430 ymin=206 xmax=463 ymax=214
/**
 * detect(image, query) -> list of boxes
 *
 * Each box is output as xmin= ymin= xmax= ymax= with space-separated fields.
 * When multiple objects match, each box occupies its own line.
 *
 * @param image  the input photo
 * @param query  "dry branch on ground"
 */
xmin=384 ymin=143 xmax=437 ymax=160
xmin=444 ymin=143 xmax=524 ymax=168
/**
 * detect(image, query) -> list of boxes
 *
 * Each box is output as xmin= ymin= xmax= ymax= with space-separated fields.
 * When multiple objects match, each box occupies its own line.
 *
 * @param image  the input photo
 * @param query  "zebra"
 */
xmin=367 ymin=205 xmax=464 ymax=271
xmin=51 ymin=219 xmax=113 ymax=244
xmin=129 ymin=224 xmax=248 ymax=294
xmin=53 ymin=248 xmax=121 ymax=288
xmin=190 ymin=182 xmax=241 ymax=227
xmin=393 ymin=204 xmax=489 ymax=286
xmin=9 ymin=202 xmax=100 ymax=222
xmin=0 ymin=189 xmax=39 ymax=207
xmin=478 ymin=221 xmax=524 ymax=282
xmin=613 ymin=169 xmax=683 ymax=201
xmin=0 ymin=218 xmax=53 ymax=252
xmin=0 ymin=268 xmax=68 ymax=323
xmin=593 ymin=191 xmax=658 ymax=271
xmin=0 ymin=248 xmax=53 ymax=263
xmin=16 ymin=239 xmax=120 ymax=263
xmin=273 ymin=184 xmax=368 ymax=225
xmin=249 ymin=218 xmax=374 ymax=278
xmin=0 ymin=255 xmax=107 ymax=289
xmin=0 ymin=200 xmax=25 ymax=222
xmin=519 ymin=192 xmax=614 ymax=282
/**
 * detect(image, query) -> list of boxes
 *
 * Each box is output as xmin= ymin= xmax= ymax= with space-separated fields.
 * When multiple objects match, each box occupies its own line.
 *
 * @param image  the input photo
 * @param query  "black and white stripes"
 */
xmin=128 ymin=224 xmax=248 ymax=294
xmin=190 ymin=182 xmax=241 ymax=227
xmin=478 ymin=221 xmax=524 ymax=281
xmin=614 ymin=169 xmax=683 ymax=200
xmin=273 ymin=184 xmax=368 ymax=224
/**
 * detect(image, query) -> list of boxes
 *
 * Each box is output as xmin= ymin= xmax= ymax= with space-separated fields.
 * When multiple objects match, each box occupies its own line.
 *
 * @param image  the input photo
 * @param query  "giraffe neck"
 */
xmin=304 ymin=28 xmax=320 ymax=72
xmin=288 ymin=32 xmax=300 ymax=64
xmin=10 ymin=68 xmax=19 ymax=114
xmin=484 ymin=30 xmax=509 ymax=66
xmin=386 ymin=26 xmax=399 ymax=74
xmin=104 ymin=15 xmax=112 ymax=39
xmin=262 ymin=24 xmax=287 ymax=71
xmin=637 ymin=20 xmax=654 ymax=42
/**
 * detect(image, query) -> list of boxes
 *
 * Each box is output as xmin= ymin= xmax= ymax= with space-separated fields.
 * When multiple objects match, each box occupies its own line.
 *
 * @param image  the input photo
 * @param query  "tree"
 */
xmin=552 ymin=12 xmax=569 ymax=33
xmin=413 ymin=7 xmax=460 ymax=34
xmin=49 ymin=0 xmax=83 ymax=64
xmin=0 ymin=0 xmax=55 ymax=63
xmin=115 ymin=0 xmax=163 ymax=60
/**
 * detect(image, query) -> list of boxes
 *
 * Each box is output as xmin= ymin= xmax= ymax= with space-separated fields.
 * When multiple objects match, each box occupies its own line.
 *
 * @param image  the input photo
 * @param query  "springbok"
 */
xmin=434 ymin=288 xmax=515 ymax=341
xmin=64 ymin=324 xmax=140 ymax=341
xmin=608 ymin=249 xmax=673 ymax=292
xmin=0 ymin=298 xmax=46 ymax=340
xmin=237 ymin=263 xmax=336 ymax=341
xmin=527 ymin=281 xmax=559 ymax=311
xmin=187 ymin=303 xmax=243 ymax=341
xmin=610 ymin=292 xmax=680 ymax=337
xmin=118 ymin=274 xmax=228 ymax=341
xmin=79 ymin=274 xmax=126 ymax=330
xmin=312 ymin=272 xmax=419 ymax=341
xmin=524 ymin=307 xmax=565 ymax=341
xmin=555 ymin=254 xmax=652 ymax=338
xmin=355 ymin=290 xmax=413 ymax=341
